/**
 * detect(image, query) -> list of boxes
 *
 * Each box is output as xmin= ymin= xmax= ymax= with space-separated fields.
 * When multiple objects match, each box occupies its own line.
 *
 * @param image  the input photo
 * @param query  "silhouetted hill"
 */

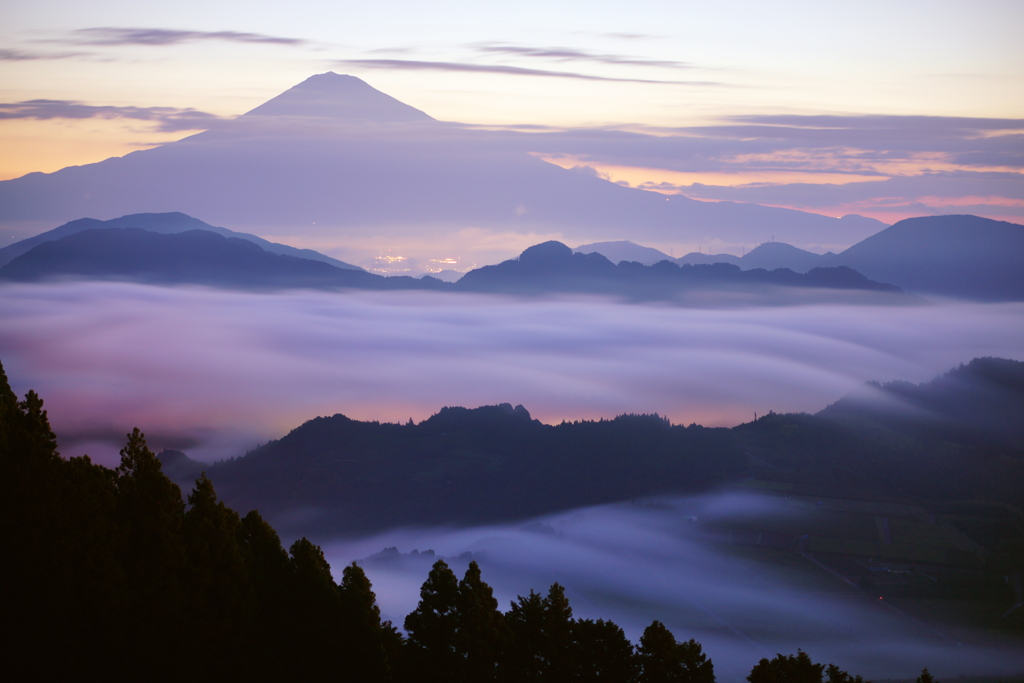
xmin=0 ymin=211 xmax=363 ymax=270
xmin=0 ymin=228 xmax=445 ymax=291
xmin=455 ymin=240 xmax=903 ymax=298
xmin=0 ymin=72 xmax=886 ymax=251
xmin=185 ymin=403 xmax=743 ymax=537
xmin=826 ymin=214 xmax=1024 ymax=300
xmin=737 ymin=241 xmax=832 ymax=273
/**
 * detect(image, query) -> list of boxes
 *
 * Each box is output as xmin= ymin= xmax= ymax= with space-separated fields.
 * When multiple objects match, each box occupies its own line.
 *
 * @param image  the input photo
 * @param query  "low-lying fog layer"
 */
xmin=322 ymin=493 xmax=1024 ymax=681
xmin=0 ymin=282 xmax=1022 ymax=464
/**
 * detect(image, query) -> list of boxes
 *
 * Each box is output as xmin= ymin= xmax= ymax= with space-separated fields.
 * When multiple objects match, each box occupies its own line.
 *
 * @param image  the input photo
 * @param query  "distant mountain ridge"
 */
xmin=0 ymin=212 xmax=362 ymax=271
xmin=459 ymin=240 xmax=903 ymax=298
xmin=579 ymin=215 xmax=1024 ymax=301
xmin=0 ymin=221 xmax=906 ymax=301
xmin=577 ymin=240 xmax=836 ymax=273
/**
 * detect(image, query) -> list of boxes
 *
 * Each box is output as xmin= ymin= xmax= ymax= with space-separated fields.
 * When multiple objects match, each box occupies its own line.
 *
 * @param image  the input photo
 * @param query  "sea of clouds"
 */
xmin=1 ymin=282 xmax=1021 ymax=465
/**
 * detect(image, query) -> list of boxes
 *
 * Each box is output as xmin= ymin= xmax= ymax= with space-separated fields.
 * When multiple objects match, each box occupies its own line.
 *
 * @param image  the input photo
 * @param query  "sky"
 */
xmin=2 ymin=0 xmax=1023 ymax=227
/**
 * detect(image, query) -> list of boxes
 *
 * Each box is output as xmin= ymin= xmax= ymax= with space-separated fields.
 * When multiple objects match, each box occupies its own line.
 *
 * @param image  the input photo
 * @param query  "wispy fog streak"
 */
xmin=0 ymin=282 xmax=1021 ymax=465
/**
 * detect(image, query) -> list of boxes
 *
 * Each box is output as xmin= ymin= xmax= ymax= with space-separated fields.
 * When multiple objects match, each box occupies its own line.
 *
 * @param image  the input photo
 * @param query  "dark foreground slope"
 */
xmin=0 ymin=228 xmax=447 ymax=291
xmin=176 ymin=405 xmax=743 ymax=536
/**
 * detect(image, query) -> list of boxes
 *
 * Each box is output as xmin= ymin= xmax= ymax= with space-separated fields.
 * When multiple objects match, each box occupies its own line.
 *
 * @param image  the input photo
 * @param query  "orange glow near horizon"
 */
xmin=0 ymin=118 xmax=202 ymax=181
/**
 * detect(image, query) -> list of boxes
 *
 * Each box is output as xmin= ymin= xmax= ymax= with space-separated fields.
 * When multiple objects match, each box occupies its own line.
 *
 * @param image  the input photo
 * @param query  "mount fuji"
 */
xmin=0 ymin=73 xmax=886 ymax=261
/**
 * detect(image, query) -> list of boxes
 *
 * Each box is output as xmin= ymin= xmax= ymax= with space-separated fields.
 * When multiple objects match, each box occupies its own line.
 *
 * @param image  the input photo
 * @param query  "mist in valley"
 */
xmin=319 ymin=492 xmax=1024 ymax=680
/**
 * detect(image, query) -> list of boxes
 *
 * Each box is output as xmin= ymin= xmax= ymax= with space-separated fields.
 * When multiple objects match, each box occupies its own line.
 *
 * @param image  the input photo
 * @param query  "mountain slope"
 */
xmin=0 ymin=212 xmax=362 ymax=270
xmin=819 ymin=356 xmax=1024 ymax=447
xmin=826 ymin=214 xmax=1024 ymax=300
xmin=736 ymin=357 xmax=1024 ymax=514
xmin=0 ymin=73 xmax=886 ymax=252
xmin=244 ymin=71 xmax=433 ymax=121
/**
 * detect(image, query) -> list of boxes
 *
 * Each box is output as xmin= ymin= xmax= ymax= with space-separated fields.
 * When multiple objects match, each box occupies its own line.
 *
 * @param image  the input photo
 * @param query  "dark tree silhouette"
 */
xmin=456 ymin=560 xmax=511 ymax=682
xmin=637 ymin=620 xmax=715 ymax=683
xmin=115 ymin=428 xmax=189 ymax=677
xmin=339 ymin=562 xmax=395 ymax=682
xmin=182 ymin=473 xmax=252 ymax=675
xmin=573 ymin=618 xmax=640 ymax=682
xmin=747 ymin=651 xmax=825 ymax=683
xmin=404 ymin=559 xmax=463 ymax=682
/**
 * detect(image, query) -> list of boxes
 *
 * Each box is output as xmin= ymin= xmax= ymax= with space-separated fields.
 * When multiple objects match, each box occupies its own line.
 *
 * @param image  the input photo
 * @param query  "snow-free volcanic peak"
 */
xmin=243 ymin=72 xmax=435 ymax=122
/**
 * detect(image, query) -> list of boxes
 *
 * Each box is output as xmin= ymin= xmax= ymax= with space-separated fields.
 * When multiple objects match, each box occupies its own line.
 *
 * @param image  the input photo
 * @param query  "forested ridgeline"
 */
xmin=154 ymin=358 xmax=1024 ymax=552
xmin=1 ymin=361 xmax=883 ymax=682
xmin=165 ymin=404 xmax=745 ymax=537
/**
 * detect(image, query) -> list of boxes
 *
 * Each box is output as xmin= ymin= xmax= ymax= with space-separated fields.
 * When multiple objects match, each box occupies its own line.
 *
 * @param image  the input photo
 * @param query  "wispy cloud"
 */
xmin=473 ymin=43 xmax=688 ymax=69
xmin=0 ymin=49 xmax=92 ymax=61
xmin=335 ymin=59 xmax=721 ymax=86
xmin=0 ymin=100 xmax=225 ymax=132
xmin=723 ymin=114 xmax=1024 ymax=133
xmin=59 ymin=27 xmax=306 ymax=47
